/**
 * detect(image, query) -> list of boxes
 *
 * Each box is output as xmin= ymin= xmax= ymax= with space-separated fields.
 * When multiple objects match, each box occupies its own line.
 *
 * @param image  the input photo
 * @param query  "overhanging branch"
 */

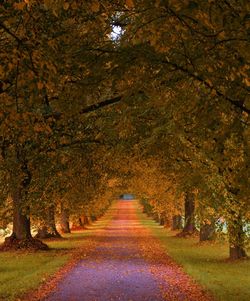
xmin=161 ymin=60 xmax=250 ymax=114
xmin=80 ymin=95 xmax=122 ymax=114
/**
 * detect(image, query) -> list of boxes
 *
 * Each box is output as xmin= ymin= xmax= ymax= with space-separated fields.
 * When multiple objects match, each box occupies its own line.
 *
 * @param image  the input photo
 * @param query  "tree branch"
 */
xmin=0 ymin=21 xmax=38 ymax=75
xmin=161 ymin=59 xmax=250 ymax=114
xmin=0 ymin=21 xmax=23 ymax=45
xmin=80 ymin=95 xmax=122 ymax=114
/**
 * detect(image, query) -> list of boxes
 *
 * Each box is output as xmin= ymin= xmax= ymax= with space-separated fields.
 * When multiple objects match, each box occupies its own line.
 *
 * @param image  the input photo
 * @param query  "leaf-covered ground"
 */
xmin=32 ymin=200 xmax=213 ymax=301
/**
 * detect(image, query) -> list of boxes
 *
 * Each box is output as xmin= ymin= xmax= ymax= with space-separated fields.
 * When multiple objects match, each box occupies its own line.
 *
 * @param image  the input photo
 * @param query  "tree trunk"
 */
xmin=36 ymin=226 xmax=50 ymax=239
xmin=159 ymin=213 xmax=171 ymax=228
xmin=200 ymin=221 xmax=215 ymax=242
xmin=2 ymin=149 xmax=48 ymax=250
xmin=48 ymin=206 xmax=61 ymax=237
xmin=36 ymin=206 xmax=61 ymax=239
xmin=153 ymin=213 xmax=160 ymax=223
xmin=82 ymin=215 xmax=91 ymax=226
xmin=229 ymin=246 xmax=247 ymax=260
xmin=91 ymin=215 xmax=97 ymax=222
xmin=159 ymin=217 xmax=165 ymax=226
xmin=3 ymin=188 xmax=48 ymax=250
xmin=10 ymin=188 xmax=32 ymax=240
xmin=228 ymin=217 xmax=247 ymax=260
xmin=60 ymin=207 xmax=70 ymax=233
xmin=172 ymin=215 xmax=183 ymax=230
xmin=71 ymin=217 xmax=86 ymax=230
xmin=177 ymin=191 xmax=197 ymax=237
xmin=163 ymin=216 xmax=172 ymax=228
xmin=183 ymin=191 xmax=196 ymax=232
xmin=79 ymin=217 xmax=83 ymax=227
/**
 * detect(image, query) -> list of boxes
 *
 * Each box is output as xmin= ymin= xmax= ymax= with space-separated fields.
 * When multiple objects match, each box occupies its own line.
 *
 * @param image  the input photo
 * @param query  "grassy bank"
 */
xmin=0 ymin=207 xmax=115 ymax=301
xmin=136 ymin=206 xmax=250 ymax=301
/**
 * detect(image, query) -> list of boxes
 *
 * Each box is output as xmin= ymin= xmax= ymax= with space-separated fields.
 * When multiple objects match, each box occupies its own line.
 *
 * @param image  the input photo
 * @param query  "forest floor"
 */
xmin=31 ymin=200 xmax=213 ymax=301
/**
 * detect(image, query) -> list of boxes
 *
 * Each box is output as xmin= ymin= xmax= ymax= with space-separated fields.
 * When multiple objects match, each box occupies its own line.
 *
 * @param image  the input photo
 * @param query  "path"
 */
xmin=44 ymin=201 xmax=212 ymax=301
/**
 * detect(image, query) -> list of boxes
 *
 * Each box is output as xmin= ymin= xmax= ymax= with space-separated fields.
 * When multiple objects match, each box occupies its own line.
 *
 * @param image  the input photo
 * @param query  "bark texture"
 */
xmin=60 ymin=207 xmax=71 ymax=233
xmin=3 ymin=188 xmax=48 ymax=250
xmin=177 ymin=191 xmax=197 ymax=237
xmin=11 ymin=188 xmax=32 ymax=239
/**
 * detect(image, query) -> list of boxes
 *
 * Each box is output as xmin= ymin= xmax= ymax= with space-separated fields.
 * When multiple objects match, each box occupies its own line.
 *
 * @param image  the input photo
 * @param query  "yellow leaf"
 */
xmin=91 ymin=1 xmax=100 ymax=12
xmin=126 ymin=0 xmax=134 ymax=9
xmin=243 ymin=77 xmax=250 ymax=87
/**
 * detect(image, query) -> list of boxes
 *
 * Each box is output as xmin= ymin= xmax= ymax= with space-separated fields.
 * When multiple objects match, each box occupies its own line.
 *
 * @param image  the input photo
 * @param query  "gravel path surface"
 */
xmin=44 ymin=201 xmax=213 ymax=301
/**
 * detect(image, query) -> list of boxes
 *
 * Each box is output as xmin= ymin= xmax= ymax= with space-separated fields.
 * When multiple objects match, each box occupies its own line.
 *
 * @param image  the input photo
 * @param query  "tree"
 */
xmin=0 ymin=0 xmax=118 ymax=248
xmin=0 ymin=0 xmax=249 ymax=259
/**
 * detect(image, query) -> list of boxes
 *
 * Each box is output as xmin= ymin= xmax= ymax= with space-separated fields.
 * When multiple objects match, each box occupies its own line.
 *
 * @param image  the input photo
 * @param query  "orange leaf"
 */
xmin=91 ymin=1 xmax=100 ymax=13
xmin=126 ymin=0 xmax=134 ymax=9
xmin=243 ymin=77 xmax=250 ymax=87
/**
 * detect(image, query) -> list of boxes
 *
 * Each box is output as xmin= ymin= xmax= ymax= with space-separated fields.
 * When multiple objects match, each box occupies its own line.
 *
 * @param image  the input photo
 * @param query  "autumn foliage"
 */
xmin=0 ymin=0 xmax=249 ymax=259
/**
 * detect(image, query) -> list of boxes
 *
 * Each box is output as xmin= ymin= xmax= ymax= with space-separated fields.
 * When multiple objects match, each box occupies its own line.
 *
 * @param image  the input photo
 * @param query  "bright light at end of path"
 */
xmin=119 ymin=194 xmax=135 ymax=200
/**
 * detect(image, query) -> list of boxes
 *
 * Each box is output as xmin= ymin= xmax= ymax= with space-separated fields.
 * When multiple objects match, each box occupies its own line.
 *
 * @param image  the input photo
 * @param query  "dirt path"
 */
xmin=44 ymin=201 xmax=213 ymax=301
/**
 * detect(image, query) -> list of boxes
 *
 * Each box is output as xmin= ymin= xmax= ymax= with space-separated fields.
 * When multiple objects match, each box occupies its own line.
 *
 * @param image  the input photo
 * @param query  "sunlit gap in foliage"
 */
xmin=111 ymin=25 xmax=124 ymax=41
xmin=110 ymin=12 xmax=125 ymax=41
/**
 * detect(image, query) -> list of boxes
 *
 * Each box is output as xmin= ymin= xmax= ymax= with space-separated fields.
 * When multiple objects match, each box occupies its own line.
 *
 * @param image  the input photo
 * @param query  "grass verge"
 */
xmin=136 ymin=206 xmax=250 ymax=301
xmin=0 ymin=206 xmax=115 ymax=301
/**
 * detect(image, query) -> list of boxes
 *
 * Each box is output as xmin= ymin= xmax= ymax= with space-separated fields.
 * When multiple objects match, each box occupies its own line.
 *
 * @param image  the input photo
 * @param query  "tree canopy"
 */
xmin=0 ymin=0 xmax=249 ymax=258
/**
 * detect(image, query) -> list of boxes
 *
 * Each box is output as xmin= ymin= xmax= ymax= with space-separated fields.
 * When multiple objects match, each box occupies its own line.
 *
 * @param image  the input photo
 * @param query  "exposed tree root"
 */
xmin=0 ymin=236 xmax=49 ymax=251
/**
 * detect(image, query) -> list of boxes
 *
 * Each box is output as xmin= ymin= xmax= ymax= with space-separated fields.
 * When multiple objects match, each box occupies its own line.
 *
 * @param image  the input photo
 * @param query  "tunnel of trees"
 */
xmin=0 ymin=0 xmax=249 ymax=260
